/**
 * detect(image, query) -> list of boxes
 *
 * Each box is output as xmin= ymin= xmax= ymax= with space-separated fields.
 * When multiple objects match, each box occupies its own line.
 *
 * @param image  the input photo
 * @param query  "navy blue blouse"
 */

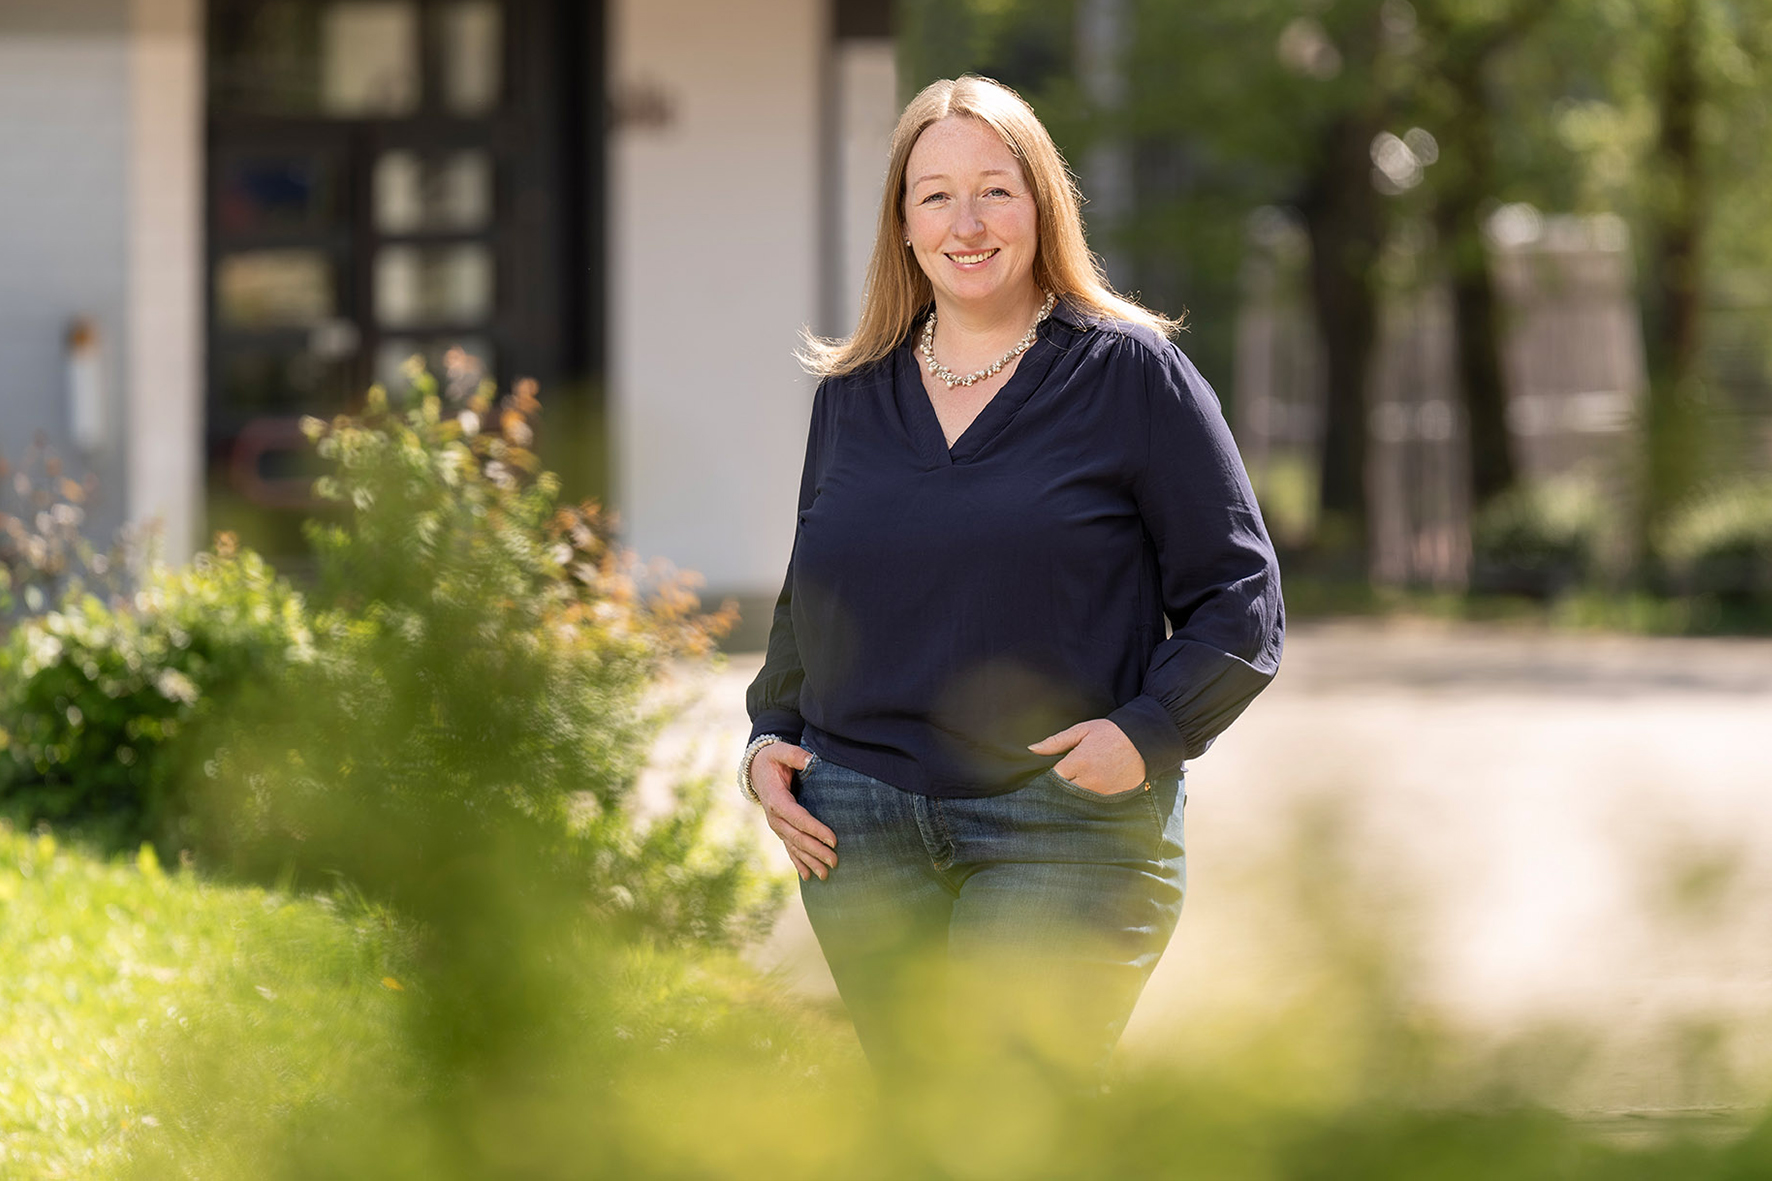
xmin=745 ymin=297 xmax=1284 ymax=799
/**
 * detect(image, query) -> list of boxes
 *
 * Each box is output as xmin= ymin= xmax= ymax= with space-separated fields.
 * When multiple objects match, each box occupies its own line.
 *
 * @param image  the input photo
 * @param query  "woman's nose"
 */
xmin=954 ymin=200 xmax=986 ymax=236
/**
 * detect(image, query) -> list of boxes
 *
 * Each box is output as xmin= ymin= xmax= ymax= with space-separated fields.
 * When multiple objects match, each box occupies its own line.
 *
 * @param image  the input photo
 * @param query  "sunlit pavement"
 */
xmin=640 ymin=620 xmax=1772 ymax=1121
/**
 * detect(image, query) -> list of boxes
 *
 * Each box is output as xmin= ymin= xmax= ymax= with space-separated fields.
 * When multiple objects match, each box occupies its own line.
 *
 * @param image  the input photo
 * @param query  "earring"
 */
xmin=904 ymin=239 xmax=911 ymax=247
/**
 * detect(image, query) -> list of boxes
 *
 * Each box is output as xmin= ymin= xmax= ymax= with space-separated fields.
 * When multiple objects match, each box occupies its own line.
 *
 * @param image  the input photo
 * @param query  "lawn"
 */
xmin=0 ymin=816 xmax=866 ymax=1180
xmin=0 ymin=822 xmax=411 ymax=1178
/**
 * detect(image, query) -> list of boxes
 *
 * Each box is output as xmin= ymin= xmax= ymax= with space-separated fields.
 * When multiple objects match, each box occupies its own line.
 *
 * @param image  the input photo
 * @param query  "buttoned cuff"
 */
xmin=747 ymin=710 xmax=805 ymax=748
xmin=1106 ymin=695 xmax=1189 ymax=778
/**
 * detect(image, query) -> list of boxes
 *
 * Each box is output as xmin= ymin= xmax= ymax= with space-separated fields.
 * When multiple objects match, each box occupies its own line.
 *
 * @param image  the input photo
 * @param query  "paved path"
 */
xmin=640 ymin=619 xmax=1772 ymax=1117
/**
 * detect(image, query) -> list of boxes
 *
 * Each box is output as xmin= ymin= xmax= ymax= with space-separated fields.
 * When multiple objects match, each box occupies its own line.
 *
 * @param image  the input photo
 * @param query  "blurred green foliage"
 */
xmin=198 ymin=365 xmax=768 ymax=941
xmin=0 ymin=361 xmax=848 ymax=1178
xmin=1248 ymin=454 xmax=1323 ymax=552
xmin=1659 ymin=476 xmax=1772 ymax=601
xmin=1 ymin=359 xmax=771 ymax=948
xmin=9 ymin=800 xmax=1772 ymax=1180
xmin=0 ymin=824 xmax=417 ymax=1179
xmin=1471 ymin=476 xmax=1609 ymax=599
xmin=1 ymin=364 xmax=810 ymax=1173
xmin=899 ymin=0 xmax=1772 ymax=586
xmin=0 ymin=542 xmax=311 ymax=855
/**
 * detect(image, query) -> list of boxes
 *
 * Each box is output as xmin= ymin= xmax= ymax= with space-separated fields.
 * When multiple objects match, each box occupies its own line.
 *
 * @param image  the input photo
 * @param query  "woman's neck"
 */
xmin=928 ymin=285 xmax=1048 ymax=370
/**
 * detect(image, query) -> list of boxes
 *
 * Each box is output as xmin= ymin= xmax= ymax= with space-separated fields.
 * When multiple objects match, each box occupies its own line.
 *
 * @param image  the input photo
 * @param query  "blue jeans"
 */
xmin=794 ymin=749 xmax=1186 ymax=1090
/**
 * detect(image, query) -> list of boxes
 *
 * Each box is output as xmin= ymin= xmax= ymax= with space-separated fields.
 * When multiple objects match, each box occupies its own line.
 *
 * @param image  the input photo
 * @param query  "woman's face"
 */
xmin=902 ymin=116 xmax=1040 ymax=319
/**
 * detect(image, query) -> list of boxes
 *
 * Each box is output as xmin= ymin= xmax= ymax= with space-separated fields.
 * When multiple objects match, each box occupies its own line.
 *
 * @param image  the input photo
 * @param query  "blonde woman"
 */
xmin=739 ymin=75 xmax=1284 ymax=1091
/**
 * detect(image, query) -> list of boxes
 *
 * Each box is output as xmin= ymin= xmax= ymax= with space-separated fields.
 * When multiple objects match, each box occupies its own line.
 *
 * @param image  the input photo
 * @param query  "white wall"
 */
xmin=0 ymin=0 xmax=202 ymax=564
xmin=608 ymin=0 xmax=826 ymax=599
xmin=0 ymin=1 xmax=134 ymax=545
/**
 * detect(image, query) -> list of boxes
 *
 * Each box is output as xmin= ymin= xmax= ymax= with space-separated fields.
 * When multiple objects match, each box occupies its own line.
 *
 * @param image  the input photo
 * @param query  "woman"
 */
xmin=739 ymin=75 xmax=1284 ymax=1091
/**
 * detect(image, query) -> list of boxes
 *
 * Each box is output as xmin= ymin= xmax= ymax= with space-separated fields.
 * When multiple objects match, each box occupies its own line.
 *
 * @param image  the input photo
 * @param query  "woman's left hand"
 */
xmin=1027 ymin=719 xmax=1148 ymax=795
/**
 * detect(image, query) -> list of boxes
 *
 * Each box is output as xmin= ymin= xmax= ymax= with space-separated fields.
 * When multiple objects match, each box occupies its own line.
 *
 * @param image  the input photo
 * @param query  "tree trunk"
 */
xmin=1434 ymin=58 xmax=1517 ymax=515
xmin=1300 ymin=111 xmax=1386 ymax=568
xmin=1642 ymin=0 xmax=1707 ymax=544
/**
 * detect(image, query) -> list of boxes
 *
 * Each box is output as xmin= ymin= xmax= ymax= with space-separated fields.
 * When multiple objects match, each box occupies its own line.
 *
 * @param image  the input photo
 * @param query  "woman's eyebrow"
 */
xmin=911 ymin=168 xmax=1015 ymax=187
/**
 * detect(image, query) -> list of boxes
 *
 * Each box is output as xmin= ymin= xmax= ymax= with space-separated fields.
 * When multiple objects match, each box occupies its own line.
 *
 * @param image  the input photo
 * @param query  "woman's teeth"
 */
xmin=948 ymin=250 xmax=997 ymax=264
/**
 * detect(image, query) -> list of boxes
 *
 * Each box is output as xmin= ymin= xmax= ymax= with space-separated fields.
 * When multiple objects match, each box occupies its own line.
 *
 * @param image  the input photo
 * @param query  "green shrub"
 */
xmin=205 ymin=369 xmax=767 ymax=946
xmin=172 ymin=368 xmax=780 ymax=1144
xmin=0 ymin=540 xmax=311 ymax=854
xmin=1659 ymin=478 xmax=1772 ymax=603
xmin=3 ymin=363 xmax=768 ymax=950
xmin=1470 ymin=477 xmax=1608 ymax=599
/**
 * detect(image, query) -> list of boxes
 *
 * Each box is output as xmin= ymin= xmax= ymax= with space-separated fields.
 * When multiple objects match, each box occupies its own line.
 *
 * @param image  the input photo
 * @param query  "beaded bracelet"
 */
xmin=737 ymin=734 xmax=783 ymax=805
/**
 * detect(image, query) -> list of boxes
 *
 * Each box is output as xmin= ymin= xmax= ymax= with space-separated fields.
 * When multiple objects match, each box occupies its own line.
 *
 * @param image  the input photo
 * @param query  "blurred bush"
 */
xmin=112 ymin=366 xmax=798 ymax=1178
xmin=200 ymin=363 xmax=768 ymax=944
xmin=1659 ymin=478 xmax=1772 ymax=604
xmin=1248 ymin=453 xmax=1320 ymax=552
xmin=1470 ymin=476 xmax=1609 ymax=599
xmin=0 ymin=539 xmax=311 ymax=854
xmin=1 ymin=358 xmax=766 ymax=954
xmin=0 ymin=436 xmax=141 ymax=624
xmin=96 ymin=783 xmax=1772 ymax=1181
xmin=6 ymin=364 xmax=818 ymax=1179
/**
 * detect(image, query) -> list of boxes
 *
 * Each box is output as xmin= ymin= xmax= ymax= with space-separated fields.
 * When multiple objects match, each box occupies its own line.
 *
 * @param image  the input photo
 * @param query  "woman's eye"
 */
xmin=920 ymin=192 xmax=947 ymax=204
xmin=986 ymin=188 xmax=1012 ymax=198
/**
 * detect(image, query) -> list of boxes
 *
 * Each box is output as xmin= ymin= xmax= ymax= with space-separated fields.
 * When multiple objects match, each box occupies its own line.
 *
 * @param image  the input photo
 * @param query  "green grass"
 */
xmin=0 ymin=821 xmax=412 ymax=1179
xmin=0 ymin=815 xmax=861 ymax=1180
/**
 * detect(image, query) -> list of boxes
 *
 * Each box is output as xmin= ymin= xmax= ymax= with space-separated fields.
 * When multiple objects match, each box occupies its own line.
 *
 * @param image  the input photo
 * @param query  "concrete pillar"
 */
xmin=127 ymin=0 xmax=203 ymax=562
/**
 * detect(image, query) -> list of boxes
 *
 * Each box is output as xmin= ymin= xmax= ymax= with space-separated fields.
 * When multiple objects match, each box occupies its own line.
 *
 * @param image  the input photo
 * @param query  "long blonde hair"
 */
xmin=801 ymin=74 xmax=1181 ymax=377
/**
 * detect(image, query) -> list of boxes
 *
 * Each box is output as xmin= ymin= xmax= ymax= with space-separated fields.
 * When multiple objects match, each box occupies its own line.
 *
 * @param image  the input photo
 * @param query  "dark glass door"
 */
xmin=206 ymin=0 xmax=603 ymax=557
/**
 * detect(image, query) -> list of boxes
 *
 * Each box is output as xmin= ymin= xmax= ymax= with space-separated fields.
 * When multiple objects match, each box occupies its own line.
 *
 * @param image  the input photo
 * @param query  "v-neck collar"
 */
xmin=896 ymin=297 xmax=1088 ymax=468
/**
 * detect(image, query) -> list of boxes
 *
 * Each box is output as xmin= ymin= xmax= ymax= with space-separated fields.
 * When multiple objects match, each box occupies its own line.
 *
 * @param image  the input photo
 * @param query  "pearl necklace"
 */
xmin=919 ymin=292 xmax=1057 ymax=389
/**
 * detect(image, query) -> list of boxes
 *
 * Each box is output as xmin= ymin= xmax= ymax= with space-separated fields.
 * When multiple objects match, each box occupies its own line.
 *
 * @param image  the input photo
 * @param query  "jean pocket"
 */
xmin=1045 ymin=767 xmax=1149 ymax=804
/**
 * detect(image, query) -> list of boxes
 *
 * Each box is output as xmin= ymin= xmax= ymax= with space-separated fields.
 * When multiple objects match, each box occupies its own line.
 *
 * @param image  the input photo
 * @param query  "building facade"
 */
xmin=0 ymin=0 xmax=896 ymax=644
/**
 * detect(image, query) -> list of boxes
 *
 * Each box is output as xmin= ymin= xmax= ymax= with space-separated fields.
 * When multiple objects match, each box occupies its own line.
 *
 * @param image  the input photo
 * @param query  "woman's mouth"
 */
xmin=946 ymin=248 xmax=998 ymax=266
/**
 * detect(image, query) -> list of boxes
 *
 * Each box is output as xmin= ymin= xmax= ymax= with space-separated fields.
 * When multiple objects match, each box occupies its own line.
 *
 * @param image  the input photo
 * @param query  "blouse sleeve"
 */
xmin=1104 ymin=339 xmax=1285 ymax=775
xmin=744 ymin=379 xmax=833 ymax=746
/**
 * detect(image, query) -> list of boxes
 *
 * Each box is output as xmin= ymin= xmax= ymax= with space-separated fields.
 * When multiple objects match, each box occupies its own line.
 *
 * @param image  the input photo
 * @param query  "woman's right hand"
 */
xmin=751 ymin=743 xmax=839 ymax=882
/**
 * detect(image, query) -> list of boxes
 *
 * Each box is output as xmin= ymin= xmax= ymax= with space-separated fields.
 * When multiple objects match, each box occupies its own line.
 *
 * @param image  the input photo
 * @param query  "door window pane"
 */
xmin=439 ymin=2 xmax=503 ymax=114
xmin=210 ymin=0 xmax=421 ymax=116
xmin=320 ymin=2 xmax=420 ymax=116
xmin=217 ymin=250 xmax=336 ymax=328
xmin=374 ymin=150 xmax=493 ymax=234
xmin=218 ymin=157 xmax=338 ymax=235
xmin=218 ymin=349 xmax=359 ymax=416
xmin=375 ymin=244 xmax=493 ymax=327
xmin=209 ymin=1 xmax=324 ymax=114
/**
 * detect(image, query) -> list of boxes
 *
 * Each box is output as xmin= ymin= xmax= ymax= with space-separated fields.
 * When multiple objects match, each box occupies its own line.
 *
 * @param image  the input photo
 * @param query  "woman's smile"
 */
xmin=947 ymin=248 xmax=999 ymax=268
